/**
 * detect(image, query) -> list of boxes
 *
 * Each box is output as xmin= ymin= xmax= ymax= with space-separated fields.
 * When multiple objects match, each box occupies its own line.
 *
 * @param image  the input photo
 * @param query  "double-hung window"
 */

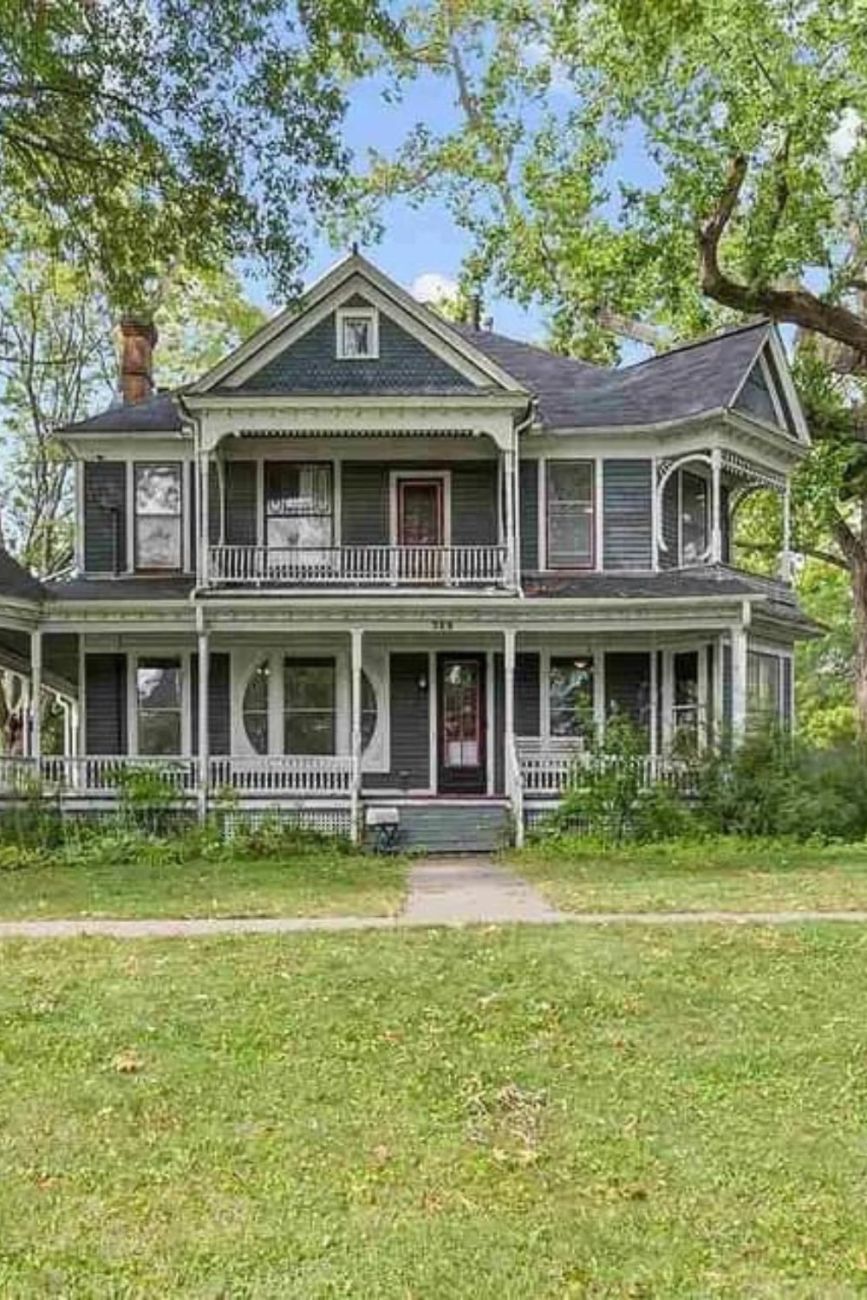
xmin=747 ymin=651 xmax=782 ymax=726
xmin=136 ymin=657 xmax=183 ymax=755
xmin=265 ymin=464 xmax=333 ymax=552
xmin=284 ymin=658 xmax=336 ymax=755
xmin=549 ymin=657 xmax=595 ymax=741
xmin=546 ymin=461 xmax=594 ymax=568
xmin=680 ymin=471 xmax=709 ymax=566
xmin=134 ymin=463 xmax=182 ymax=570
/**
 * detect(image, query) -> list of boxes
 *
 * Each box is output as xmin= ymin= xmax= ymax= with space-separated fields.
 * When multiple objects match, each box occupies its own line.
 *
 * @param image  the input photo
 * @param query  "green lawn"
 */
xmin=512 ymin=837 xmax=867 ymax=913
xmin=3 ymin=925 xmax=867 ymax=1295
xmin=0 ymin=849 xmax=406 ymax=919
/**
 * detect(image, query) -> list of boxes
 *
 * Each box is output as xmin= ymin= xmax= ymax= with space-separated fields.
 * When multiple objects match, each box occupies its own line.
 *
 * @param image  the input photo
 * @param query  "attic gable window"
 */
xmin=336 ymin=306 xmax=378 ymax=360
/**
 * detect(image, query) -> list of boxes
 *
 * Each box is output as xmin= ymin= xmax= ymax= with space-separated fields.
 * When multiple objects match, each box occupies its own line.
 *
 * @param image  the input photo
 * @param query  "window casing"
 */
xmin=546 ymin=461 xmax=594 ymax=568
xmin=134 ymin=463 xmax=182 ymax=570
xmin=336 ymin=307 xmax=379 ymax=359
xmin=284 ymin=658 xmax=336 ymax=755
xmin=265 ymin=463 xmax=333 ymax=552
xmin=680 ymin=471 xmax=709 ymax=566
xmin=548 ymin=657 xmax=595 ymax=741
xmin=136 ymin=657 xmax=183 ymax=755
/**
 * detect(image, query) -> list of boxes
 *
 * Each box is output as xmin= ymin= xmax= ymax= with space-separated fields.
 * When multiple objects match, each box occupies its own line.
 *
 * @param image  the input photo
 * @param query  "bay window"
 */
xmin=747 ymin=651 xmax=782 ymax=725
xmin=547 ymin=461 xmax=594 ymax=568
xmin=135 ymin=464 xmax=182 ymax=570
xmin=136 ymin=657 xmax=183 ymax=755
xmin=680 ymin=471 xmax=709 ymax=566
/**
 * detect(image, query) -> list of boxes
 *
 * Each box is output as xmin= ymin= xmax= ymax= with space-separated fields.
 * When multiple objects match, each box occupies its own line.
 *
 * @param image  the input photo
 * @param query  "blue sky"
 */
xmin=245 ymin=61 xmax=658 ymax=348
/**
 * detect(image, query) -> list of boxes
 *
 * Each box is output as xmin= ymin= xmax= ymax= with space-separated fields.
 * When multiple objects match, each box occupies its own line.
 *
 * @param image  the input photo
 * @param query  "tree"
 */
xmin=0 ymin=220 xmax=266 ymax=578
xmin=0 ymin=0 xmax=399 ymax=310
xmin=356 ymin=0 xmax=867 ymax=729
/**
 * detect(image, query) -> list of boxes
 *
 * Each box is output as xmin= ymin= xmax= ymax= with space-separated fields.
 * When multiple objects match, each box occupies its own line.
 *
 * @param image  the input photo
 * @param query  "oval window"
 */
xmin=362 ymin=671 xmax=377 ymax=753
xmin=243 ymin=661 xmax=269 ymax=755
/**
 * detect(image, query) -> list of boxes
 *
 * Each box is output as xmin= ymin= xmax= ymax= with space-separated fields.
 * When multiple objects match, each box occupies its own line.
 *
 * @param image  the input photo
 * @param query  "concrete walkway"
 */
xmin=3 ymin=856 xmax=867 ymax=939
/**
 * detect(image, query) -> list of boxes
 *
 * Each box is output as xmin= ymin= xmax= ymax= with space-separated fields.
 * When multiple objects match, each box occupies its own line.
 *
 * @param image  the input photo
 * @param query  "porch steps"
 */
xmin=367 ymin=800 xmax=512 ymax=854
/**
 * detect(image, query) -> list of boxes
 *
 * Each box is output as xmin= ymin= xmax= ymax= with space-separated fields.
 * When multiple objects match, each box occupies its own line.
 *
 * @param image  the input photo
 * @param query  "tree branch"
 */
xmin=698 ymin=155 xmax=867 ymax=357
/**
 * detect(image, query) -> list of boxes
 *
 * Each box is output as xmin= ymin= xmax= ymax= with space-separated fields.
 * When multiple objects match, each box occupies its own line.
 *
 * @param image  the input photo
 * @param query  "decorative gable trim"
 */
xmin=729 ymin=326 xmax=809 ymax=444
xmin=186 ymin=253 xmax=528 ymax=396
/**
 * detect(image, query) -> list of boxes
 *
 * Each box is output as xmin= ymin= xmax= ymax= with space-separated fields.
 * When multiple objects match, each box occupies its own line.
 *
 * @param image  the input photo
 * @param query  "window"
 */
xmin=748 ymin=651 xmax=782 ymax=724
xmin=242 ymin=661 xmax=270 ymax=756
xmin=136 ymin=657 xmax=182 ymax=755
xmin=265 ymin=463 xmax=333 ymax=551
xmin=336 ymin=307 xmax=378 ymax=359
xmin=549 ymin=657 xmax=594 ymax=741
xmin=673 ymin=651 xmax=700 ymax=748
xmin=361 ymin=671 xmax=377 ymax=752
xmin=284 ymin=658 xmax=336 ymax=754
xmin=546 ymin=461 xmax=594 ymax=568
xmin=680 ymin=471 xmax=709 ymax=566
xmin=135 ymin=464 xmax=182 ymax=570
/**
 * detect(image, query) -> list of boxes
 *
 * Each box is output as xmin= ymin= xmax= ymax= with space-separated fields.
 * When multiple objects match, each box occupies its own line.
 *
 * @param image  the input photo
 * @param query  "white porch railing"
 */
xmin=209 ymin=755 xmax=353 ymax=796
xmin=41 ymin=756 xmax=200 ymax=795
xmin=516 ymin=740 xmax=698 ymax=796
xmin=207 ymin=544 xmax=510 ymax=587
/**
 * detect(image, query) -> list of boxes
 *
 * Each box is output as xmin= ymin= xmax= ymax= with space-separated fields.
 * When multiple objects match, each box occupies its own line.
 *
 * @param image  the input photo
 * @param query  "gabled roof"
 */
xmin=58 ymin=255 xmax=806 ymax=439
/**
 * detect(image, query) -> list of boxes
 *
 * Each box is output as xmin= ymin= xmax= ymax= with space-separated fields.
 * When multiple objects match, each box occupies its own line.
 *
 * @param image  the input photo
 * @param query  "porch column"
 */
xmin=197 ymin=624 xmax=210 ymax=821
xmin=731 ymin=622 xmax=749 ymax=742
xmin=503 ymin=627 xmax=522 ymax=847
xmin=30 ymin=629 xmax=42 ymax=763
xmin=649 ymin=646 xmax=658 ymax=764
xmin=710 ymin=448 xmax=722 ymax=564
xmin=780 ymin=481 xmax=792 ymax=582
xmin=20 ymin=676 xmax=30 ymax=757
xmin=199 ymin=448 xmax=211 ymax=587
xmin=350 ymin=627 xmax=363 ymax=844
xmin=504 ymin=448 xmax=517 ymax=588
xmin=70 ymin=699 xmax=80 ymax=759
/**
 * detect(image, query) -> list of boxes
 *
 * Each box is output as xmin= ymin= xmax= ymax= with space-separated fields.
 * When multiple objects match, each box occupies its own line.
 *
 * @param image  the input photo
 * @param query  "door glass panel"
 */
xmin=399 ymin=481 xmax=442 ymax=546
xmin=442 ymin=660 xmax=480 ymax=768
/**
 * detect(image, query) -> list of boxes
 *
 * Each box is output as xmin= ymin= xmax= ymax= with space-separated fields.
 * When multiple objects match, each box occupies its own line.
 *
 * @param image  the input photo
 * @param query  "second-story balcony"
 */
xmin=206 ymin=543 xmax=512 ymax=589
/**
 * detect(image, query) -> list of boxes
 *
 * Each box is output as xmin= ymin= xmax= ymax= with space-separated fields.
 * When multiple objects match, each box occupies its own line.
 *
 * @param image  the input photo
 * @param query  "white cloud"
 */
xmin=411 ymin=272 xmax=460 ymax=304
xmin=829 ymin=107 xmax=861 ymax=160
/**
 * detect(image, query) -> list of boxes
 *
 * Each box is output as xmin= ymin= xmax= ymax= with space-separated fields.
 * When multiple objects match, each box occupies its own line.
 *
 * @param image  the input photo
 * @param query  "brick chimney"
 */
xmin=119 ymin=316 xmax=157 ymax=404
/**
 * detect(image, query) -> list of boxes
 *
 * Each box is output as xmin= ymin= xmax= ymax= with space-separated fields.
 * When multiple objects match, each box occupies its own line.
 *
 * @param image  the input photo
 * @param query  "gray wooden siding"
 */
xmin=519 ymin=461 xmax=539 ymax=571
xmin=208 ymin=462 xmax=220 ymax=545
xmin=363 ymin=653 xmax=431 ymax=791
xmin=84 ymin=462 xmax=126 ymax=573
xmin=660 ymin=476 xmax=679 ymax=569
xmin=602 ymin=459 xmax=652 ymax=570
xmin=340 ymin=461 xmax=498 ymax=548
xmin=240 ymin=301 xmax=475 ymax=393
xmin=341 ymin=464 xmax=389 ymax=545
xmin=85 ymin=654 xmax=127 ymax=754
xmin=189 ymin=467 xmax=197 ymax=571
xmin=493 ymin=653 xmax=505 ymax=794
xmin=452 ymin=462 xmax=498 ymax=545
xmin=605 ymin=651 xmax=651 ymax=735
xmin=515 ymin=652 xmax=540 ymax=735
xmin=722 ymin=644 xmax=733 ymax=732
xmin=191 ymin=653 xmax=231 ymax=755
xmin=225 ymin=461 xmax=257 ymax=546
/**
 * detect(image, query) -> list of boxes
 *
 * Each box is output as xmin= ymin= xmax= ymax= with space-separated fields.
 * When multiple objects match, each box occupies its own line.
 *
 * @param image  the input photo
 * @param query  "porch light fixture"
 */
xmin=417 ymin=671 xmax=428 ymax=693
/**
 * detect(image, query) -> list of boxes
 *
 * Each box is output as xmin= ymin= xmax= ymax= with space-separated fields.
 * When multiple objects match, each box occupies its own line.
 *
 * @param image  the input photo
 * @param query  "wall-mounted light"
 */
xmin=417 ymin=672 xmax=428 ymax=693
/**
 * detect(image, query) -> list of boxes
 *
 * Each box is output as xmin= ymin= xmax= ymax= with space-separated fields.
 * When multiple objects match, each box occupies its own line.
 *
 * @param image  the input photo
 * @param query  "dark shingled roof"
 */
xmin=60 ymin=391 xmax=183 ymax=435
xmin=45 ymin=576 xmax=195 ymax=602
xmin=0 ymin=549 xmax=44 ymax=602
xmin=61 ymin=314 xmax=774 ymax=436
xmin=454 ymin=319 xmax=771 ymax=429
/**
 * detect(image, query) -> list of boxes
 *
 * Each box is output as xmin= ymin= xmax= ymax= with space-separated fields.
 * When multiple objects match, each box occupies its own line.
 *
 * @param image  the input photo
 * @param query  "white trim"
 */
xmin=486 ymin=649 xmax=495 ymax=795
xmin=335 ymin=305 xmax=379 ymax=360
xmin=538 ymin=455 xmax=599 ymax=573
xmin=428 ymin=649 xmax=437 ymax=792
xmin=536 ymin=457 xmax=546 ymax=570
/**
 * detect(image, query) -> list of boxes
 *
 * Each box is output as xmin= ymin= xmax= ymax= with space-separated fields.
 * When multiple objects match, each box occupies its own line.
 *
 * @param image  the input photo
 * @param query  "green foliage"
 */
xmin=0 ymin=1 xmax=399 ymax=308
xmin=549 ymin=717 xmax=696 ymax=843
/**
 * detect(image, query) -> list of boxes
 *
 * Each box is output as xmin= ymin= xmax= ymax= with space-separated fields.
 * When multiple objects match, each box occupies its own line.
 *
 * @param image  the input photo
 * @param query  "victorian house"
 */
xmin=0 ymin=254 xmax=815 ymax=849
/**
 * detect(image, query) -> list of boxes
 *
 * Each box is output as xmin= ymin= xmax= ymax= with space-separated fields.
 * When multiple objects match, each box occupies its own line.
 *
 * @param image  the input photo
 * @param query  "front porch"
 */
xmin=0 ymin=616 xmax=795 ymax=849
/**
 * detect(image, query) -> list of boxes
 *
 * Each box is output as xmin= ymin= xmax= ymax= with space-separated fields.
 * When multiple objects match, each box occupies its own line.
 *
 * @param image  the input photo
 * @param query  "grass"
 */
xmin=512 ymin=836 xmax=867 ymax=913
xmin=3 ymin=924 xmax=867 ymax=1295
xmin=0 ymin=848 xmax=406 ymax=919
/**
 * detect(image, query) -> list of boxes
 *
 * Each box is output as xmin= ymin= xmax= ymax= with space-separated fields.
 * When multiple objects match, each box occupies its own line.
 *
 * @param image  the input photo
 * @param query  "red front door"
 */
xmin=437 ymin=654 xmax=486 ymax=795
xmin=397 ymin=479 xmax=443 ymax=547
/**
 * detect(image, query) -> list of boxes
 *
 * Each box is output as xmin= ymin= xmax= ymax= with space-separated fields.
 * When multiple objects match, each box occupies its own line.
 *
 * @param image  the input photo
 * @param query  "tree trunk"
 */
xmin=852 ymin=555 xmax=867 ymax=734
